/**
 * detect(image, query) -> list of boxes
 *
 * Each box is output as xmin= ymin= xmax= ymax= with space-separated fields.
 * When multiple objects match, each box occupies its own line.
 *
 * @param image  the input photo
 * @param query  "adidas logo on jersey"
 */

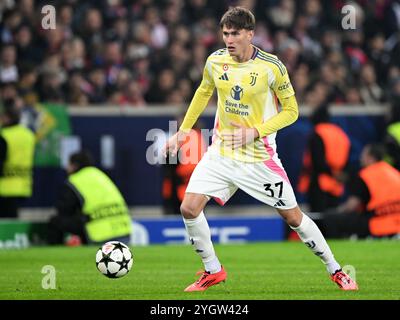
xmin=274 ymin=200 xmax=285 ymax=207
xmin=219 ymin=73 xmax=229 ymax=81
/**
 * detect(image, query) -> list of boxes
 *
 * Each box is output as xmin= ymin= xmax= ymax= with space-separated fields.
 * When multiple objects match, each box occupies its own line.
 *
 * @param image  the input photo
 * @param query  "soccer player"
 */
xmin=163 ymin=7 xmax=358 ymax=292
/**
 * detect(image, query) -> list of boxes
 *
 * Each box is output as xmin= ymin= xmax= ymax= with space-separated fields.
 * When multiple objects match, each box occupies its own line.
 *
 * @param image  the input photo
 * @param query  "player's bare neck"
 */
xmin=232 ymin=45 xmax=255 ymax=63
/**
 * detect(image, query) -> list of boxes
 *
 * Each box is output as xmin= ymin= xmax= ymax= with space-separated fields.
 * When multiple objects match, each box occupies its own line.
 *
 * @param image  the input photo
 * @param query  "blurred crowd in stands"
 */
xmin=0 ymin=0 xmax=400 ymax=109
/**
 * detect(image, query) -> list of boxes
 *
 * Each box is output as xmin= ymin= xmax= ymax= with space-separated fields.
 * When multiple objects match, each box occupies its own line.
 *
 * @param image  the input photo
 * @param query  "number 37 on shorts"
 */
xmin=185 ymin=150 xmax=298 ymax=210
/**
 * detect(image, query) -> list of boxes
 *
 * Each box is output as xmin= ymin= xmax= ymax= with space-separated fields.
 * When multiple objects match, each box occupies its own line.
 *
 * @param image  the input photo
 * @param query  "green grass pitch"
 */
xmin=0 ymin=240 xmax=399 ymax=300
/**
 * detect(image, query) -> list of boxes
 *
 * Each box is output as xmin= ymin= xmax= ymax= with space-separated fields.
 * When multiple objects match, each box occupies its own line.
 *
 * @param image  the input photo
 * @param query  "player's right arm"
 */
xmin=163 ymin=58 xmax=215 ymax=157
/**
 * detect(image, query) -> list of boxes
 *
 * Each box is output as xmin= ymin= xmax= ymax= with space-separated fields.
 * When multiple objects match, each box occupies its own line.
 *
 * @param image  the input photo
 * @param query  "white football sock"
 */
xmin=183 ymin=211 xmax=221 ymax=274
xmin=290 ymin=212 xmax=341 ymax=274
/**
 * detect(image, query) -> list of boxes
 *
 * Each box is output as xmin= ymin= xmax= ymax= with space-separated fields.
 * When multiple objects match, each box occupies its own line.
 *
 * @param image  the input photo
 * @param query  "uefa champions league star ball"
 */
xmin=96 ymin=241 xmax=133 ymax=278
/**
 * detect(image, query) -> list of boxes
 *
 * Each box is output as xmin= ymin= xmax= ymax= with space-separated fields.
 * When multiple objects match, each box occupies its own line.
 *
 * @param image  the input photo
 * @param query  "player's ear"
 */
xmin=247 ymin=30 xmax=254 ymax=41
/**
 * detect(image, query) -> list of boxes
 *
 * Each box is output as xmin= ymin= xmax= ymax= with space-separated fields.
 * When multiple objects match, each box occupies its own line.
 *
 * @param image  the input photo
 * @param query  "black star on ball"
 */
xmin=99 ymin=252 xmax=114 ymax=268
xmin=112 ymin=242 xmax=127 ymax=252
xmin=118 ymin=255 xmax=130 ymax=270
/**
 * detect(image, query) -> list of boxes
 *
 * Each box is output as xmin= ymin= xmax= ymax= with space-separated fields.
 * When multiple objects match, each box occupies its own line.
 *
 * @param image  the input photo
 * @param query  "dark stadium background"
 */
xmin=0 ymin=0 xmax=398 ymax=239
xmin=0 ymin=0 xmax=395 ymax=208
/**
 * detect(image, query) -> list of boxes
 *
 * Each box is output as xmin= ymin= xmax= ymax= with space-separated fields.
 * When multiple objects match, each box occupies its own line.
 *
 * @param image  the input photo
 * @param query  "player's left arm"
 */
xmin=252 ymin=95 xmax=298 ymax=138
xmin=222 ymin=63 xmax=299 ymax=149
xmin=253 ymin=63 xmax=299 ymax=139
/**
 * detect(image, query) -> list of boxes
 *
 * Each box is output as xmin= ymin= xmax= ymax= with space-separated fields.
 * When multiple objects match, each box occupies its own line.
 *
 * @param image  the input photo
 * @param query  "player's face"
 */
xmin=222 ymin=26 xmax=253 ymax=60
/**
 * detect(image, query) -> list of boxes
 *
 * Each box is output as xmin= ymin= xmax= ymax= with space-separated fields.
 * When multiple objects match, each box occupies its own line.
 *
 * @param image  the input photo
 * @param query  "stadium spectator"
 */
xmin=14 ymin=24 xmax=43 ymax=66
xmin=118 ymin=79 xmax=146 ymax=107
xmin=108 ymin=17 xmax=129 ymax=43
xmin=266 ymin=0 xmax=296 ymax=32
xmin=17 ymin=0 xmax=35 ymax=28
xmin=319 ymin=62 xmax=347 ymax=104
xmin=60 ymin=37 xmax=87 ymax=72
xmin=298 ymin=105 xmax=351 ymax=212
xmin=252 ymin=22 xmax=274 ymax=52
xmin=344 ymin=29 xmax=368 ymax=76
xmin=47 ymin=150 xmax=132 ymax=246
xmin=359 ymin=63 xmax=384 ymax=104
xmin=145 ymin=68 xmax=176 ymax=103
xmin=345 ymin=86 xmax=363 ymax=104
xmin=320 ymin=143 xmax=400 ymax=239
xmin=188 ymin=42 xmax=207 ymax=86
xmin=320 ymin=29 xmax=341 ymax=55
xmin=0 ymin=98 xmax=35 ymax=218
xmin=185 ymin=0 xmax=214 ymax=23
xmin=37 ymin=68 xmax=65 ymax=103
xmin=164 ymin=6 xmax=357 ymax=292
xmin=304 ymin=82 xmax=329 ymax=108
xmin=277 ymin=38 xmax=300 ymax=75
xmin=366 ymin=33 xmax=391 ymax=88
xmin=63 ymin=70 xmax=90 ymax=106
xmin=0 ymin=44 xmax=18 ymax=83
xmin=18 ymin=63 xmax=39 ymax=106
xmin=130 ymin=57 xmax=151 ymax=93
xmin=0 ymin=81 xmax=18 ymax=101
xmin=57 ymin=3 xmax=74 ymax=41
xmin=0 ymin=0 xmax=397 ymax=107
xmin=384 ymin=0 xmax=400 ymax=37
xmin=0 ymin=8 xmax=23 ymax=44
xmin=79 ymin=7 xmax=104 ymax=60
xmin=291 ymin=63 xmax=309 ymax=104
xmin=302 ymin=0 xmax=325 ymax=38
xmin=87 ymin=67 xmax=107 ymax=104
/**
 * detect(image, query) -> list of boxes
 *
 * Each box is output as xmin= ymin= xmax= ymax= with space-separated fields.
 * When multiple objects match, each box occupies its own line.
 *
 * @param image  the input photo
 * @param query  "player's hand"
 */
xmin=162 ymin=131 xmax=189 ymax=157
xmin=220 ymin=122 xmax=259 ymax=149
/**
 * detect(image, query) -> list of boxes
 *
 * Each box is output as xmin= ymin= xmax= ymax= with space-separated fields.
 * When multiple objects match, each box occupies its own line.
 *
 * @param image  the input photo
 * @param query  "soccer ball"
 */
xmin=95 ymin=241 xmax=133 ymax=278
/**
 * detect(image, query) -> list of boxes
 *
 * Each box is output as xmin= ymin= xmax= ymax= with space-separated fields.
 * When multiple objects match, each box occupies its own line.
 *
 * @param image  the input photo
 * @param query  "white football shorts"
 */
xmin=185 ymin=149 xmax=298 ymax=210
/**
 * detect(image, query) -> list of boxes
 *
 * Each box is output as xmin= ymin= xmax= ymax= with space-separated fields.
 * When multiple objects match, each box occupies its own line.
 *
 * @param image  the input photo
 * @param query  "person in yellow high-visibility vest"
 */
xmin=0 ymin=99 xmax=35 ymax=218
xmin=384 ymin=101 xmax=400 ymax=170
xmin=47 ymin=151 xmax=132 ymax=245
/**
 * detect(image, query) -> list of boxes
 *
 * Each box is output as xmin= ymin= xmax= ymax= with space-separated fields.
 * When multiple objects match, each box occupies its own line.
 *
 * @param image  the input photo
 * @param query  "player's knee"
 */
xmin=180 ymin=203 xmax=200 ymax=219
xmin=284 ymin=215 xmax=301 ymax=227
xmin=279 ymin=208 xmax=302 ymax=227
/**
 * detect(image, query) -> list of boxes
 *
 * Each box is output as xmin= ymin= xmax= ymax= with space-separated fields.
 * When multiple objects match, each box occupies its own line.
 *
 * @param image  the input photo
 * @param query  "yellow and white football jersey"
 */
xmin=180 ymin=46 xmax=297 ymax=162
